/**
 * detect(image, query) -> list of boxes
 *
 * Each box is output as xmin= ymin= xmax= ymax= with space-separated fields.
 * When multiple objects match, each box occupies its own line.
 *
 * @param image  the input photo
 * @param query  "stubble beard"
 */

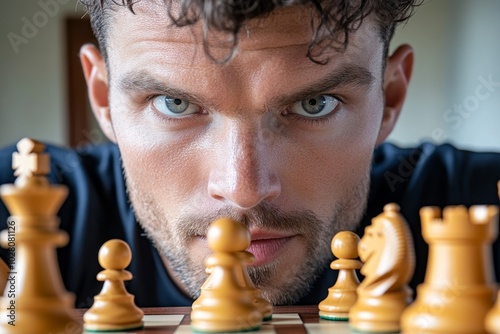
xmin=124 ymin=170 xmax=370 ymax=305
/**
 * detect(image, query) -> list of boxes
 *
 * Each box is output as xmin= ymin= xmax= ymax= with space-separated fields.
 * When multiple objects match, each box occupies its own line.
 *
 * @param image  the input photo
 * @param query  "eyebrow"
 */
xmin=118 ymin=64 xmax=375 ymax=109
xmin=118 ymin=71 xmax=209 ymax=107
xmin=271 ymin=64 xmax=375 ymax=107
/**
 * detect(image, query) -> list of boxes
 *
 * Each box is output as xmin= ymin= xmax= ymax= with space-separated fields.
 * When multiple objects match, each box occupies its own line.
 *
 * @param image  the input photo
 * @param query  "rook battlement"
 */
xmin=420 ymin=205 xmax=498 ymax=242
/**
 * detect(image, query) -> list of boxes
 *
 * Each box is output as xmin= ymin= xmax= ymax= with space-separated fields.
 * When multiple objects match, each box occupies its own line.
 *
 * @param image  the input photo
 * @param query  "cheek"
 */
xmin=109 ymin=98 xmax=207 ymax=209
xmin=279 ymin=97 xmax=383 ymax=214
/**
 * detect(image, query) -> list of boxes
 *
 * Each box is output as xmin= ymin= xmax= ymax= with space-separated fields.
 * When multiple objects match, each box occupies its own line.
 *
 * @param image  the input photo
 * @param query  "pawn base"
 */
xmin=192 ymin=324 xmax=260 ymax=333
xmin=263 ymin=315 xmax=272 ymax=321
xmin=191 ymin=292 xmax=262 ymax=333
xmin=319 ymin=311 xmax=348 ymax=321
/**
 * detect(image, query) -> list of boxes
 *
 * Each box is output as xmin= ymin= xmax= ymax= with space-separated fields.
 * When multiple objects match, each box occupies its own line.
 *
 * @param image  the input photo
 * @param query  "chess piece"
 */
xmin=349 ymin=203 xmax=415 ymax=333
xmin=485 ymin=183 xmax=500 ymax=334
xmin=236 ymin=250 xmax=273 ymax=321
xmin=192 ymin=266 xmax=213 ymax=311
xmin=0 ymin=258 xmax=9 ymax=293
xmin=0 ymin=138 xmax=82 ymax=333
xmin=191 ymin=217 xmax=262 ymax=332
xmin=486 ymin=291 xmax=500 ymax=334
xmin=319 ymin=231 xmax=362 ymax=321
xmin=401 ymin=205 xmax=498 ymax=334
xmin=83 ymin=239 xmax=144 ymax=331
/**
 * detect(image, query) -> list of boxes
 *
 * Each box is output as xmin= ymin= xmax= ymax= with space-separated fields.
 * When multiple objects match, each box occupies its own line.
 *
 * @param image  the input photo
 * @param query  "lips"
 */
xmin=247 ymin=234 xmax=295 ymax=266
xmin=195 ymin=231 xmax=296 ymax=266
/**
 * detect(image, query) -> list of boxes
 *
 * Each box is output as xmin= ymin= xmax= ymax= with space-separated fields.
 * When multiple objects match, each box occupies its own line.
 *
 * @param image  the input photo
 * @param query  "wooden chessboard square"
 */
xmin=172 ymin=314 xmax=308 ymax=333
xmin=305 ymin=322 xmax=352 ymax=334
xmin=267 ymin=313 xmax=303 ymax=325
xmin=144 ymin=314 xmax=184 ymax=326
xmin=174 ymin=324 xmax=279 ymax=334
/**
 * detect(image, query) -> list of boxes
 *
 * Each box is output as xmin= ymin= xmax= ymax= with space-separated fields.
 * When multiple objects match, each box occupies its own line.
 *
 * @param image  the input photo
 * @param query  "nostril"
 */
xmin=207 ymin=170 xmax=280 ymax=209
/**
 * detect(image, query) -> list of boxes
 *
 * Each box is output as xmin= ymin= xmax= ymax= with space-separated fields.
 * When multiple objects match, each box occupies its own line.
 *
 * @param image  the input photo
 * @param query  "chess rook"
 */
xmin=486 ymin=291 xmax=500 ymax=334
xmin=402 ymin=205 xmax=498 ymax=334
xmin=0 ymin=138 xmax=81 ymax=334
xmin=318 ymin=231 xmax=361 ymax=321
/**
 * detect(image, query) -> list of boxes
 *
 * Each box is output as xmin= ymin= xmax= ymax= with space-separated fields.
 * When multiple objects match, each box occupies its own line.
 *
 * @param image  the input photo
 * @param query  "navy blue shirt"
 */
xmin=1 ymin=142 xmax=500 ymax=307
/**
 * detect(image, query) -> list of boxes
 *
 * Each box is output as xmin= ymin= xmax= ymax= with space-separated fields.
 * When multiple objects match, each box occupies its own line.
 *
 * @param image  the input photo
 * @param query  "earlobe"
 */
xmin=376 ymin=44 xmax=414 ymax=145
xmin=80 ymin=44 xmax=116 ymax=143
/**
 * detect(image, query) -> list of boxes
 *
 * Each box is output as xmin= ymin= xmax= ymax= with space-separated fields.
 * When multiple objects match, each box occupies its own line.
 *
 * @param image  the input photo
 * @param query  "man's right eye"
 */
xmin=152 ymin=96 xmax=199 ymax=117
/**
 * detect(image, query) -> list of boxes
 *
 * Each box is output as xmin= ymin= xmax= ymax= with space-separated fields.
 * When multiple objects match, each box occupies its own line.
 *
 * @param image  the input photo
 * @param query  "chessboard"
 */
xmin=74 ymin=306 xmax=352 ymax=334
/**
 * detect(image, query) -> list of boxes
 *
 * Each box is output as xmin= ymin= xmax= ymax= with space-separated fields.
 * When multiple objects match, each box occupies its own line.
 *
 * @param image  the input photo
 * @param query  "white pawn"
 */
xmin=191 ymin=218 xmax=262 ymax=332
xmin=236 ymin=250 xmax=273 ymax=321
xmin=84 ymin=239 xmax=144 ymax=331
xmin=319 ymin=231 xmax=361 ymax=320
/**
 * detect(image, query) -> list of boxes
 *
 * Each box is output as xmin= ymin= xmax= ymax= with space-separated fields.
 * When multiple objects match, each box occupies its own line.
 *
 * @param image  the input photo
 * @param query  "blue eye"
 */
xmin=152 ymin=96 xmax=199 ymax=117
xmin=290 ymin=95 xmax=339 ymax=118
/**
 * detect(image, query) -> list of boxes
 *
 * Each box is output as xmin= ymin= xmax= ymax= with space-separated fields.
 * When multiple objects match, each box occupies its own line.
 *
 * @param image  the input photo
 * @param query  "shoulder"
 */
xmin=373 ymin=142 xmax=500 ymax=205
xmin=374 ymin=141 xmax=500 ymax=166
xmin=0 ymin=140 xmax=124 ymax=233
xmin=0 ymin=141 xmax=121 ymax=187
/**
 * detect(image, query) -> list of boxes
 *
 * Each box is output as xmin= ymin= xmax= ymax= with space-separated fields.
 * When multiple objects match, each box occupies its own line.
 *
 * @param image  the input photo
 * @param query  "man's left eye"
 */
xmin=290 ymin=95 xmax=339 ymax=118
xmin=152 ymin=96 xmax=199 ymax=117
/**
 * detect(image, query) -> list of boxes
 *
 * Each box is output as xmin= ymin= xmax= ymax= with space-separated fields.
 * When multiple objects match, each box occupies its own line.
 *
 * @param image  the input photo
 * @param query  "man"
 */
xmin=1 ymin=0 xmax=500 ymax=308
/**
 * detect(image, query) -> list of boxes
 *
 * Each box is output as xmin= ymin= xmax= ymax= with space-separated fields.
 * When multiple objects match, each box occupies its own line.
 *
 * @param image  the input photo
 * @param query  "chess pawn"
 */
xmin=192 ymin=266 xmax=213 ymax=311
xmin=191 ymin=217 xmax=262 ymax=332
xmin=349 ymin=203 xmax=415 ymax=333
xmin=236 ymin=250 xmax=273 ymax=321
xmin=319 ymin=231 xmax=361 ymax=321
xmin=0 ymin=138 xmax=81 ymax=334
xmin=84 ymin=239 xmax=144 ymax=331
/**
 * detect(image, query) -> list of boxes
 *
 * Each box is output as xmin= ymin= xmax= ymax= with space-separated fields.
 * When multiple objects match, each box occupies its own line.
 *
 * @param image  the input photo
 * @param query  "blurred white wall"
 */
xmin=0 ymin=0 xmax=499 ymax=150
xmin=389 ymin=0 xmax=500 ymax=151
xmin=0 ymin=0 xmax=85 ymax=147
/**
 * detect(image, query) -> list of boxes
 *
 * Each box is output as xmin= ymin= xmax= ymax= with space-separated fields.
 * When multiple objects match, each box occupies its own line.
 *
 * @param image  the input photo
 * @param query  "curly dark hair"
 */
xmin=80 ymin=0 xmax=422 ymax=64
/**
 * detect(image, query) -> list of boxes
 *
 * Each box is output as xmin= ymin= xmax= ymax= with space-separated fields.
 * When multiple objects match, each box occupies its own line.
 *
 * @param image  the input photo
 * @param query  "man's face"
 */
xmin=101 ymin=3 xmax=388 ymax=303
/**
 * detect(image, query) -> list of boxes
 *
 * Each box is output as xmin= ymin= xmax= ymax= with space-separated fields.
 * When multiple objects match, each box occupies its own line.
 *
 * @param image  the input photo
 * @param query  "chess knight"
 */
xmin=349 ymin=203 xmax=415 ymax=333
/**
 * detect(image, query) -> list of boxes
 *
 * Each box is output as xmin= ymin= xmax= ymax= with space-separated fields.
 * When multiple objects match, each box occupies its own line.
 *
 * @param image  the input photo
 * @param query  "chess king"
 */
xmin=0 ymin=139 xmax=81 ymax=334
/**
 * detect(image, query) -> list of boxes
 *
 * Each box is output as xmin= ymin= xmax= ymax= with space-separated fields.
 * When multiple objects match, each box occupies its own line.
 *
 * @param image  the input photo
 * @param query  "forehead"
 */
xmin=106 ymin=2 xmax=383 ymax=67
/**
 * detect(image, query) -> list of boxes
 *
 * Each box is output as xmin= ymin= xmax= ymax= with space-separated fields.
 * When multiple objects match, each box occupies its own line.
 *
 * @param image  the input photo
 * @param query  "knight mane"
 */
xmin=359 ymin=213 xmax=415 ymax=296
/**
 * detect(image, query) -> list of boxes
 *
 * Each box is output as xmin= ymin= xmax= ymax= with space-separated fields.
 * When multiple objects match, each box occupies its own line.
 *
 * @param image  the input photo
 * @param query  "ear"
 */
xmin=376 ymin=44 xmax=414 ymax=145
xmin=80 ymin=44 xmax=116 ymax=143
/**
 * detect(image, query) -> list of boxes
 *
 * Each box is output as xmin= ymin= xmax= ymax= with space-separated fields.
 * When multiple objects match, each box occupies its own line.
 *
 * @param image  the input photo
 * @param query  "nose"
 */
xmin=207 ymin=122 xmax=281 ymax=209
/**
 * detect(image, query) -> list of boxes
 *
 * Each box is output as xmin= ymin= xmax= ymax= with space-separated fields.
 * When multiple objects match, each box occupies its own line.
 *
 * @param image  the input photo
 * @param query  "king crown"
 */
xmin=0 ymin=138 xmax=68 ymax=218
xmin=12 ymin=138 xmax=50 ymax=188
xmin=420 ymin=205 xmax=498 ymax=242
